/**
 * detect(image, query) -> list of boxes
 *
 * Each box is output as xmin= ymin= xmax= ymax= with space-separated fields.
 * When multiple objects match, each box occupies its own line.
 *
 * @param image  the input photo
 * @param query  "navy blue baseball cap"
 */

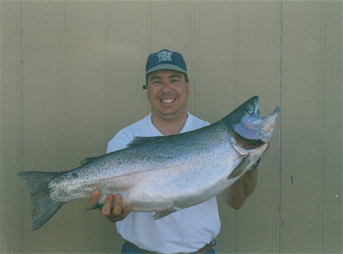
xmin=144 ymin=49 xmax=187 ymax=89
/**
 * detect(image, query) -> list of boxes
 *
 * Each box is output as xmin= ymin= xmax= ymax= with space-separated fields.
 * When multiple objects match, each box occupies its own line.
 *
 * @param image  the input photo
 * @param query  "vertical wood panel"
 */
xmin=0 ymin=1 xmax=23 ymax=252
xmin=20 ymin=1 xmax=66 ymax=252
xmin=151 ymin=1 xmax=194 ymax=53
xmin=193 ymin=1 xmax=238 ymax=122
xmin=105 ymin=1 xmax=152 ymax=252
xmin=280 ymin=1 xmax=326 ymax=252
xmin=63 ymin=2 xmax=108 ymax=252
xmin=106 ymin=1 xmax=151 ymax=144
xmin=64 ymin=1 xmax=108 ymax=165
xmin=151 ymin=1 xmax=195 ymax=111
xmin=236 ymin=1 xmax=281 ymax=253
xmin=194 ymin=2 xmax=239 ymax=253
xmin=322 ymin=1 xmax=342 ymax=252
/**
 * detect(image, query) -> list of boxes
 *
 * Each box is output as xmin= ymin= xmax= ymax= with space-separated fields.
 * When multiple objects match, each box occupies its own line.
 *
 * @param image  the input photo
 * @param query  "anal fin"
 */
xmin=87 ymin=201 xmax=104 ymax=211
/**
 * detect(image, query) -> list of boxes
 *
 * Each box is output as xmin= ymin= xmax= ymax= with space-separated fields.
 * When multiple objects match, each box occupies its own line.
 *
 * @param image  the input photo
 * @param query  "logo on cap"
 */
xmin=157 ymin=51 xmax=172 ymax=62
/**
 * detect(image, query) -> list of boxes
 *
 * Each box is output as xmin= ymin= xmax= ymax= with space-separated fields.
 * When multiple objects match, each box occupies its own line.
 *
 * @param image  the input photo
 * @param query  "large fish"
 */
xmin=18 ymin=96 xmax=279 ymax=231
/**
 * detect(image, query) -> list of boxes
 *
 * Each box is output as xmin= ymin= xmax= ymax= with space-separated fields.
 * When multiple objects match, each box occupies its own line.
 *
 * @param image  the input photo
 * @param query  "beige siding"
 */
xmin=1 ymin=1 xmax=341 ymax=253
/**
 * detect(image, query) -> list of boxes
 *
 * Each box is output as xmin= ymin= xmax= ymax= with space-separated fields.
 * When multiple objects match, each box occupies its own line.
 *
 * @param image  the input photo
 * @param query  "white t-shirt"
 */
xmin=107 ymin=113 xmax=221 ymax=253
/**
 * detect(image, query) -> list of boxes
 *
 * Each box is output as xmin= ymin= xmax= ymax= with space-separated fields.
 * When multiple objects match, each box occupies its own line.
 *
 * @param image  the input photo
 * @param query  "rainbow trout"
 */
xmin=18 ymin=96 xmax=279 ymax=230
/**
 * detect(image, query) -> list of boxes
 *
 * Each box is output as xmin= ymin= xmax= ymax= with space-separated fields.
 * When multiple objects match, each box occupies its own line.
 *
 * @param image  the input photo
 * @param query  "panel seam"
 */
xmin=277 ymin=0 xmax=283 ymax=253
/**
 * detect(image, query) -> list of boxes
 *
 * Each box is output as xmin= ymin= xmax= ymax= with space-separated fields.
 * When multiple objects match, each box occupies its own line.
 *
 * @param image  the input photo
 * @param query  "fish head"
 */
xmin=230 ymin=96 xmax=280 ymax=150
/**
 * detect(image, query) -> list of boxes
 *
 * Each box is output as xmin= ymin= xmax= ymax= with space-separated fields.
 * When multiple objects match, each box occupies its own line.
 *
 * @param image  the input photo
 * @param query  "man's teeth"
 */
xmin=161 ymin=99 xmax=175 ymax=103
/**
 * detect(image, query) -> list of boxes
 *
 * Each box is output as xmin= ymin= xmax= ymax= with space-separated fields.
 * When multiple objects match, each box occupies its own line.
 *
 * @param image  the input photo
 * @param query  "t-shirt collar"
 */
xmin=149 ymin=112 xmax=190 ymax=136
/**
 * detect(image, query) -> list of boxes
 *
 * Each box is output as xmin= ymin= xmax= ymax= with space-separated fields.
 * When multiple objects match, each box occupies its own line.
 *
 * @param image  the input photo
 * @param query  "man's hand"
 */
xmin=89 ymin=190 xmax=132 ymax=223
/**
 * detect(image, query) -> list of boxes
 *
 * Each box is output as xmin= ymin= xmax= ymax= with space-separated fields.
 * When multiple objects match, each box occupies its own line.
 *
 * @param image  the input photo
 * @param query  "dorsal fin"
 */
xmin=127 ymin=136 xmax=166 ymax=147
xmin=80 ymin=157 xmax=99 ymax=166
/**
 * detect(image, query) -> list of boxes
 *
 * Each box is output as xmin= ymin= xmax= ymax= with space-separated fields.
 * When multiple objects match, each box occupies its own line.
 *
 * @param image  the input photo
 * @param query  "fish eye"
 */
xmin=247 ymin=107 xmax=254 ymax=115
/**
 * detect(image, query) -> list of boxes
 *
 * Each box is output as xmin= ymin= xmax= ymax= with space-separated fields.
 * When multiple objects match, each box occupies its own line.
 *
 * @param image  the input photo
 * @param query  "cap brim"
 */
xmin=146 ymin=64 xmax=187 ymax=75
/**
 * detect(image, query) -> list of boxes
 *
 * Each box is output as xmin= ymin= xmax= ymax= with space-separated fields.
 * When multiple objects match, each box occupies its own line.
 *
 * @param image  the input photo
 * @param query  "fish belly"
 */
xmin=97 ymin=146 xmax=243 ymax=212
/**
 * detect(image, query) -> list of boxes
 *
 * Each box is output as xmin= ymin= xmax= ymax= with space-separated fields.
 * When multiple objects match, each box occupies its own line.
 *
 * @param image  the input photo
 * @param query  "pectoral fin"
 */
xmin=153 ymin=210 xmax=177 ymax=220
xmin=227 ymin=157 xmax=250 ymax=180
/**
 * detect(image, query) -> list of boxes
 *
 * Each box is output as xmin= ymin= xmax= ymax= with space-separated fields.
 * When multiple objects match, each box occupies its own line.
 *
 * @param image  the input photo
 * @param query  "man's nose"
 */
xmin=161 ymin=81 xmax=172 ymax=91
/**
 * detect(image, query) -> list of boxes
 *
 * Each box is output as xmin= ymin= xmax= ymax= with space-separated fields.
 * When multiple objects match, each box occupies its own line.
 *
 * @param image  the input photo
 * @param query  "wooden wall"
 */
xmin=1 ymin=1 xmax=341 ymax=253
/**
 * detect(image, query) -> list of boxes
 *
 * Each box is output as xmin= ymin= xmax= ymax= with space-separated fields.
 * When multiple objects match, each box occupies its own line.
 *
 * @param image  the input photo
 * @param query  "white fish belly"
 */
xmin=98 ymin=145 xmax=243 ymax=212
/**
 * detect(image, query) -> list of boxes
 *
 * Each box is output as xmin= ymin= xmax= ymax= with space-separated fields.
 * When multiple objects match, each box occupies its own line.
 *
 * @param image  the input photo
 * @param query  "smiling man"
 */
xmin=89 ymin=49 xmax=259 ymax=254
xmin=147 ymin=69 xmax=190 ymax=136
xmin=146 ymin=67 xmax=190 ymax=136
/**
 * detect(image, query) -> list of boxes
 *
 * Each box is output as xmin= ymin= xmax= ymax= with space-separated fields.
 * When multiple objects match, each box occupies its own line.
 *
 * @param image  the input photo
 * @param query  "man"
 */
xmin=89 ymin=49 xmax=259 ymax=253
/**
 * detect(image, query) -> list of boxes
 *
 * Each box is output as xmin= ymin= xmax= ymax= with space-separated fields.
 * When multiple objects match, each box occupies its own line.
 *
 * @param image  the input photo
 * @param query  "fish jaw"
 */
xmin=232 ymin=105 xmax=279 ymax=150
xmin=260 ymin=107 xmax=280 ymax=141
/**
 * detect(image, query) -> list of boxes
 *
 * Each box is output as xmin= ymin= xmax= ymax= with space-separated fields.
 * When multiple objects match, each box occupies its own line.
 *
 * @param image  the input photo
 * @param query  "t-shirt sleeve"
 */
xmin=106 ymin=129 xmax=134 ymax=154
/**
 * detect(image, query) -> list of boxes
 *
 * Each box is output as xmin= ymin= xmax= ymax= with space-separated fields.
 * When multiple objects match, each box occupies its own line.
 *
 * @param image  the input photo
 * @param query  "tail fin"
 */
xmin=18 ymin=171 xmax=65 ymax=230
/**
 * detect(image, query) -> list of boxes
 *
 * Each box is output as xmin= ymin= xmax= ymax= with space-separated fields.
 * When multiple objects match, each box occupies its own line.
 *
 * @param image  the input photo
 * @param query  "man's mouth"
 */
xmin=160 ymin=98 xmax=176 ymax=103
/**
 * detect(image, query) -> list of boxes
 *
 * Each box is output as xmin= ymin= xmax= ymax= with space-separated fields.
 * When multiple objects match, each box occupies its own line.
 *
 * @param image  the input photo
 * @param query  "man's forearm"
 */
xmin=222 ymin=169 xmax=258 ymax=210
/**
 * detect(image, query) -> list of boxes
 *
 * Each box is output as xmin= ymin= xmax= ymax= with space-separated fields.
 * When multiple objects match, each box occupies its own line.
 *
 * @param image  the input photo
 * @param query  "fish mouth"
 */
xmin=232 ymin=131 xmax=266 ymax=150
xmin=261 ymin=107 xmax=280 ymax=133
xmin=258 ymin=106 xmax=280 ymax=142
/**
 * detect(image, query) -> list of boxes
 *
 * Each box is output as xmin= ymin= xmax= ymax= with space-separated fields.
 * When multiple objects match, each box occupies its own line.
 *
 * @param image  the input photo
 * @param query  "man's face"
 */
xmin=146 ymin=69 xmax=190 ymax=122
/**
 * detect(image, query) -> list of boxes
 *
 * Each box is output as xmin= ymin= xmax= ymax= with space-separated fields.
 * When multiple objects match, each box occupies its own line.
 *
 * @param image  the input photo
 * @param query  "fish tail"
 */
xmin=18 ymin=171 xmax=65 ymax=230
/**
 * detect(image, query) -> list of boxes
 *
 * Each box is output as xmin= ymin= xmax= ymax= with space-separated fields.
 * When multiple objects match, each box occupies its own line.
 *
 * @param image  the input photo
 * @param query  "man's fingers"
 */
xmin=89 ymin=189 xmax=101 ymax=206
xmin=123 ymin=203 xmax=132 ymax=216
xmin=101 ymin=194 xmax=114 ymax=216
xmin=112 ymin=194 xmax=123 ymax=216
xmin=90 ymin=192 xmax=130 ymax=222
